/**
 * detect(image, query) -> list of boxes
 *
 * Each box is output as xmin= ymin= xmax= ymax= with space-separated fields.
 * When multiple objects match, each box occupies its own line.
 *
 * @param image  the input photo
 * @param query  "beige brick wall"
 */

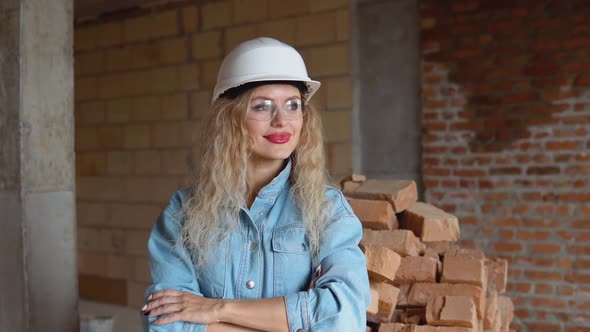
xmin=74 ymin=0 xmax=352 ymax=307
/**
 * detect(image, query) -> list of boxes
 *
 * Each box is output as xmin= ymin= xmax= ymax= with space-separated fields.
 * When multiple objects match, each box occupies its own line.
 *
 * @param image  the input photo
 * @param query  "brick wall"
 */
xmin=74 ymin=0 xmax=351 ymax=308
xmin=419 ymin=1 xmax=590 ymax=331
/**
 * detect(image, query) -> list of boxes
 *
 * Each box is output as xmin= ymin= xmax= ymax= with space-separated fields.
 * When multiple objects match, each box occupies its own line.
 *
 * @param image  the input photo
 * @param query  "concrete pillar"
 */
xmin=351 ymin=0 xmax=422 ymax=192
xmin=0 ymin=0 xmax=77 ymax=331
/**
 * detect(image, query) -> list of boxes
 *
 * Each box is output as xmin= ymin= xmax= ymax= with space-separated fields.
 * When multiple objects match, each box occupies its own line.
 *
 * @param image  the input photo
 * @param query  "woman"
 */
xmin=142 ymin=37 xmax=370 ymax=332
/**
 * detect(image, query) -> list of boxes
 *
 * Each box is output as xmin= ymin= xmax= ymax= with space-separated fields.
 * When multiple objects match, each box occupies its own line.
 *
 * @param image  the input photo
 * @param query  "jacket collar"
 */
xmin=256 ymin=158 xmax=292 ymax=198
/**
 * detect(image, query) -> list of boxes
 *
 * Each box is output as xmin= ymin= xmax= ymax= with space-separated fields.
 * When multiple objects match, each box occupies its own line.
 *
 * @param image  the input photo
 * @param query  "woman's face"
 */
xmin=245 ymin=84 xmax=304 ymax=163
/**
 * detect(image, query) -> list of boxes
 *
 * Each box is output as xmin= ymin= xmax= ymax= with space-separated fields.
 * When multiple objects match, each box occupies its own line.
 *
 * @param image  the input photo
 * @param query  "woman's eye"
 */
xmin=286 ymin=100 xmax=302 ymax=111
xmin=252 ymin=103 xmax=272 ymax=112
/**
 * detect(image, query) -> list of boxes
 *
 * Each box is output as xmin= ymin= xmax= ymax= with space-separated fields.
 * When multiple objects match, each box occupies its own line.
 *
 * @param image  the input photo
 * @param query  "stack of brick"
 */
xmin=341 ymin=175 xmax=514 ymax=332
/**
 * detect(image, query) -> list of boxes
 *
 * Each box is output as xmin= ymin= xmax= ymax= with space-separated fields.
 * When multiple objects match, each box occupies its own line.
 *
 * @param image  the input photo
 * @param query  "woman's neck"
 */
xmin=245 ymin=158 xmax=286 ymax=207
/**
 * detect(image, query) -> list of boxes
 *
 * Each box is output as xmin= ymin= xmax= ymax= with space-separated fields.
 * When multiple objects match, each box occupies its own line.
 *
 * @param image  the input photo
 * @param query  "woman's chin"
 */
xmin=252 ymin=150 xmax=294 ymax=162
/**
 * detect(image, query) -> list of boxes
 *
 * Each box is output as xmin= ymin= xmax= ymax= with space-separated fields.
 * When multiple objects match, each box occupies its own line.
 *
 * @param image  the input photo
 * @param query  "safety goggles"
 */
xmin=247 ymin=98 xmax=305 ymax=122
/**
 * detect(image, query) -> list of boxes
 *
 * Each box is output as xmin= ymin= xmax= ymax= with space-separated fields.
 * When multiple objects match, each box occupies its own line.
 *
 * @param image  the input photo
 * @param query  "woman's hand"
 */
xmin=143 ymin=289 xmax=224 ymax=325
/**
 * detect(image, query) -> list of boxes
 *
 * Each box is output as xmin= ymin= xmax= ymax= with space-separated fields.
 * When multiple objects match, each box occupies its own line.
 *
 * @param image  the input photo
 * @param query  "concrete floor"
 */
xmin=79 ymin=300 xmax=142 ymax=332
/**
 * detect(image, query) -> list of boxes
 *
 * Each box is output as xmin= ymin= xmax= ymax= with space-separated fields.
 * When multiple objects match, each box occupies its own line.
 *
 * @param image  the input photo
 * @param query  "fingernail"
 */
xmin=148 ymin=295 xmax=152 ymax=300
xmin=141 ymin=304 xmax=147 ymax=311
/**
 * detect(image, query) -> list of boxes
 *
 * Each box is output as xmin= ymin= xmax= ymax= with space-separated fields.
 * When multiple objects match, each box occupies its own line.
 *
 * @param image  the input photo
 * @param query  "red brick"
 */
xmin=361 ymin=229 xmax=425 ymax=257
xmin=498 ymin=296 xmax=514 ymax=331
xmin=340 ymin=174 xmax=366 ymax=186
xmin=422 ymin=64 xmax=436 ymax=73
xmin=423 ymin=146 xmax=448 ymax=154
xmin=489 ymin=20 xmax=520 ymax=32
xmin=484 ymin=290 xmax=498 ymax=329
xmin=394 ymin=256 xmax=438 ymax=284
xmin=489 ymin=166 xmax=521 ymax=175
xmin=408 ymin=283 xmax=485 ymax=319
xmin=399 ymin=203 xmax=460 ymax=242
xmin=530 ymin=244 xmax=562 ymax=254
xmin=396 ymin=283 xmax=412 ymax=306
xmin=575 ymin=74 xmax=590 ymax=86
xmin=563 ymin=63 xmax=590 ymax=73
xmin=485 ymin=258 xmax=508 ymax=293
xmin=483 ymin=67 xmax=519 ymax=81
xmin=523 ymin=65 xmax=559 ymax=77
xmin=530 ymin=296 xmax=567 ymax=309
xmin=453 ymin=49 xmax=481 ymax=58
xmin=452 ymin=1 xmax=479 ymax=12
xmin=507 ymin=282 xmax=531 ymax=293
xmin=423 ymin=247 xmax=440 ymax=261
xmin=441 ymin=256 xmax=485 ymax=287
xmin=563 ymin=38 xmax=590 ymax=48
xmin=545 ymin=141 xmax=580 ymax=151
xmin=565 ymin=273 xmax=590 ymax=284
xmin=346 ymin=198 xmax=398 ymax=230
xmin=562 ymin=193 xmax=590 ymax=203
xmin=426 ymin=296 xmax=477 ymax=328
xmin=378 ymin=323 xmax=412 ymax=332
xmin=493 ymin=242 xmax=523 ymax=253
xmin=570 ymin=219 xmax=590 ymax=230
xmin=424 ymin=75 xmax=444 ymax=84
xmin=445 ymin=247 xmax=486 ymax=260
xmin=526 ymin=166 xmax=560 ymax=175
xmin=424 ymin=98 xmax=448 ymax=108
xmin=531 ymin=284 xmax=553 ymax=294
xmin=453 ymin=168 xmax=486 ymax=177
xmin=367 ymin=282 xmax=400 ymax=323
xmin=368 ymin=286 xmax=379 ymax=315
xmin=524 ymin=270 xmax=562 ymax=282
xmin=363 ymin=245 xmax=401 ymax=282
xmin=344 ymin=180 xmax=418 ymax=213
xmin=342 ymin=181 xmax=362 ymax=192
xmin=425 ymin=241 xmax=457 ymax=256
xmin=528 ymin=40 xmax=560 ymax=51
xmin=414 ymin=325 xmax=473 ymax=332
xmin=423 ymin=167 xmax=451 ymax=176
xmin=351 ymin=174 xmax=366 ymax=182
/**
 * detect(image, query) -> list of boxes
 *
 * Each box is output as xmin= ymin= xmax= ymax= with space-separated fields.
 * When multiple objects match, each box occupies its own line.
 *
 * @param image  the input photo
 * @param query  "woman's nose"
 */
xmin=270 ymin=109 xmax=287 ymax=126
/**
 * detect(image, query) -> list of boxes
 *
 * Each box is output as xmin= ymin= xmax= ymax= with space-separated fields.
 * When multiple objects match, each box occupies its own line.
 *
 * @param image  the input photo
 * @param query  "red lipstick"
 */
xmin=264 ymin=132 xmax=291 ymax=144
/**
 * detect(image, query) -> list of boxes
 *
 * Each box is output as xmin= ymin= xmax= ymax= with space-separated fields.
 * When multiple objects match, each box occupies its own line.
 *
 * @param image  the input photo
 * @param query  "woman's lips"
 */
xmin=264 ymin=132 xmax=291 ymax=144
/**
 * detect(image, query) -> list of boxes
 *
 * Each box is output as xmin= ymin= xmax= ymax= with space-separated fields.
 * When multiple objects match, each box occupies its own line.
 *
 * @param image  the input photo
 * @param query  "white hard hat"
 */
xmin=212 ymin=37 xmax=321 ymax=103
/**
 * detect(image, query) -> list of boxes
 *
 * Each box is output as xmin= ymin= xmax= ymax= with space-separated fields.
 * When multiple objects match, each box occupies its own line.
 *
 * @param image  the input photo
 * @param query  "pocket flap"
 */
xmin=272 ymin=226 xmax=309 ymax=254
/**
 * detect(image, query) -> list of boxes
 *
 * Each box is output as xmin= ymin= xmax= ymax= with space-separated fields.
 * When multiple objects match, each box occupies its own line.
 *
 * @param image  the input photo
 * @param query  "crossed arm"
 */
xmin=143 ymin=290 xmax=287 ymax=332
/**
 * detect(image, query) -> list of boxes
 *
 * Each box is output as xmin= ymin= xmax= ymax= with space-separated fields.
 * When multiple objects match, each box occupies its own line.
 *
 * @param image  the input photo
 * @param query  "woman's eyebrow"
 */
xmin=251 ymin=95 xmax=301 ymax=101
xmin=251 ymin=96 xmax=271 ymax=101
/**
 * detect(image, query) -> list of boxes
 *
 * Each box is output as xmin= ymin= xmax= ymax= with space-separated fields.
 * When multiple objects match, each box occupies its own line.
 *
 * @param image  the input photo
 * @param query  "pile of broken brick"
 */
xmin=341 ymin=175 xmax=514 ymax=332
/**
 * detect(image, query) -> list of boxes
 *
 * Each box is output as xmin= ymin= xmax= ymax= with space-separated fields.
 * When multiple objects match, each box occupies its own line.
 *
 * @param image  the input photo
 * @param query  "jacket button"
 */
xmin=246 ymin=280 xmax=256 ymax=289
xmin=296 ymin=329 xmax=304 ymax=332
xmin=251 ymin=242 xmax=258 ymax=251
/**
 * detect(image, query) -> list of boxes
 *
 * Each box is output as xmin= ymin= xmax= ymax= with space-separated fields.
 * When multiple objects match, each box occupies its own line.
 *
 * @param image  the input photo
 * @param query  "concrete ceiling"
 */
xmin=74 ymin=0 xmax=158 ymax=19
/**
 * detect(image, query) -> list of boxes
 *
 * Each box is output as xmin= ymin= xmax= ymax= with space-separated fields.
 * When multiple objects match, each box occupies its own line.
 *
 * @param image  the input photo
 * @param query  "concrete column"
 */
xmin=0 ymin=0 xmax=77 ymax=331
xmin=351 ymin=0 xmax=422 ymax=192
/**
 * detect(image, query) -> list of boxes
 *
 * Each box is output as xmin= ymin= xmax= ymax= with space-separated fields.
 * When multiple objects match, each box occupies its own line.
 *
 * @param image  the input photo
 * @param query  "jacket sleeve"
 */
xmin=142 ymin=205 xmax=208 ymax=332
xmin=283 ymin=193 xmax=371 ymax=332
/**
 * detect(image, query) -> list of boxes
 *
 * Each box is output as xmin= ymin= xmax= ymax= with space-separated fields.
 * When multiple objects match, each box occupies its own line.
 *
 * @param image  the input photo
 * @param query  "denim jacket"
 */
xmin=143 ymin=161 xmax=371 ymax=331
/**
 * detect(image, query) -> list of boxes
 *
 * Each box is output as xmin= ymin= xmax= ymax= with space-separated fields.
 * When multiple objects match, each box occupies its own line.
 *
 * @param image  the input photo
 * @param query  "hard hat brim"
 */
xmin=212 ymin=77 xmax=320 ymax=103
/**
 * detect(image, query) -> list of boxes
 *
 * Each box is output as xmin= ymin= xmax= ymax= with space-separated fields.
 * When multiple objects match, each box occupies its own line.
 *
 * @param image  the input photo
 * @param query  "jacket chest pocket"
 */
xmin=196 ymin=238 xmax=228 ymax=299
xmin=272 ymin=225 xmax=313 ymax=296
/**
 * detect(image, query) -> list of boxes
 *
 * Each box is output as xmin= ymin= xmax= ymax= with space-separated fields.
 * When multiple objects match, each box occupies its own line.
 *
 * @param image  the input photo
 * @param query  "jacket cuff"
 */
xmin=142 ymin=315 xmax=207 ymax=332
xmin=284 ymin=292 xmax=310 ymax=332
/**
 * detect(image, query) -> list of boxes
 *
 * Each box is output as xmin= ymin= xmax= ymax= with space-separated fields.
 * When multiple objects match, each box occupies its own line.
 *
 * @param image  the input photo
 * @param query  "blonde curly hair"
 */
xmin=181 ymin=85 xmax=329 ymax=268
